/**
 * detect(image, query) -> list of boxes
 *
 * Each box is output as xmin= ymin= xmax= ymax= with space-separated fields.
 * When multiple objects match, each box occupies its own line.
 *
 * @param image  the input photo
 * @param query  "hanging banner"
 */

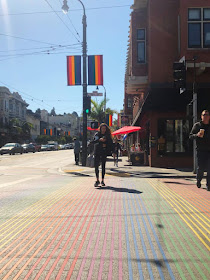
xmin=88 ymin=55 xmax=103 ymax=85
xmin=105 ymin=114 xmax=112 ymax=127
xmin=67 ymin=56 xmax=81 ymax=86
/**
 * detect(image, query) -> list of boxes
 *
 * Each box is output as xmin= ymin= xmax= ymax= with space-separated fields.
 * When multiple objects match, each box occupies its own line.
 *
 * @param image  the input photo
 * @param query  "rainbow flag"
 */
xmin=88 ymin=55 xmax=103 ymax=85
xmin=106 ymin=114 xmax=112 ymax=127
xmin=67 ymin=56 xmax=81 ymax=86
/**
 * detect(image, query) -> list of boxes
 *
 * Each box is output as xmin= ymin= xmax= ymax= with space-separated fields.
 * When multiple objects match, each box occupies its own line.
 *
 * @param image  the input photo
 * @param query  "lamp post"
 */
xmin=62 ymin=0 xmax=88 ymax=166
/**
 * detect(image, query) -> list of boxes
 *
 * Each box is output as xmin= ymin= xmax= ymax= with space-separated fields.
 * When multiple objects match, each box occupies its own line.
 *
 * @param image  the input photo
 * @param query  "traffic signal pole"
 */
xmin=82 ymin=6 xmax=87 ymax=166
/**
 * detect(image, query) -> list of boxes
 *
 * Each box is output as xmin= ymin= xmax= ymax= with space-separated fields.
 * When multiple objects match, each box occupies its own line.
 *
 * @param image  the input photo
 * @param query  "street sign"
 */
xmin=88 ymin=91 xmax=103 ymax=97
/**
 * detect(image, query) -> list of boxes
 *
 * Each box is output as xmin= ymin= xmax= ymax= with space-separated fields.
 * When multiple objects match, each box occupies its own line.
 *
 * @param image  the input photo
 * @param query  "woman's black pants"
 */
xmin=94 ymin=153 xmax=107 ymax=180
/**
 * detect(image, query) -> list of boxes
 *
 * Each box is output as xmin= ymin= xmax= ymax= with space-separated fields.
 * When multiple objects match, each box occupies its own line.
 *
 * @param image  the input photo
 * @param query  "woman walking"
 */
xmin=92 ymin=123 xmax=113 ymax=187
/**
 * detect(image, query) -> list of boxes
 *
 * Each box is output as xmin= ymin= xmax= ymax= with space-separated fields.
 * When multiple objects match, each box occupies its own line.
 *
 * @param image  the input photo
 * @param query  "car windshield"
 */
xmin=22 ymin=144 xmax=28 ymax=147
xmin=4 ymin=144 xmax=15 ymax=147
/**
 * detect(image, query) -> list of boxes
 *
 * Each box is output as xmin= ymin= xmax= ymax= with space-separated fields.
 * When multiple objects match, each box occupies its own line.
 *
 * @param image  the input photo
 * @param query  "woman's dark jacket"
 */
xmin=92 ymin=132 xmax=113 ymax=156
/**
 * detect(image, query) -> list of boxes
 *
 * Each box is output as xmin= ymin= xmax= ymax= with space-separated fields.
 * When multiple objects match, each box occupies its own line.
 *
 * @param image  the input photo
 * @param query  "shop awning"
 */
xmin=112 ymin=126 xmax=141 ymax=135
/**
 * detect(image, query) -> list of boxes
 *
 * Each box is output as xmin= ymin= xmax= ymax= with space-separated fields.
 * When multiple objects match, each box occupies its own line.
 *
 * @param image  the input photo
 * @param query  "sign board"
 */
xmin=88 ymin=91 xmax=103 ymax=97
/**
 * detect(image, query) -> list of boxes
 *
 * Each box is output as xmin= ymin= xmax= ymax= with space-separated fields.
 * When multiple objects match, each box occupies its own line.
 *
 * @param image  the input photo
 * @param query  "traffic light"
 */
xmin=173 ymin=61 xmax=186 ymax=91
xmin=85 ymin=96 xmax=91 ymax=114
xmin=90 ymin=121 xmax=99 ymax=129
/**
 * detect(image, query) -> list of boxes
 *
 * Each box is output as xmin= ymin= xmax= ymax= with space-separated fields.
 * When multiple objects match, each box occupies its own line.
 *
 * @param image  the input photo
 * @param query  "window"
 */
xmin=188 ymin=8 xmax=210 ymax=48
xmin=158 ymin=119 xmax=191 ymax=154
xmin=127 ymin=97 xmax=132 ymax=108
xmin=137 ymin=28 xmax=146 ymax=63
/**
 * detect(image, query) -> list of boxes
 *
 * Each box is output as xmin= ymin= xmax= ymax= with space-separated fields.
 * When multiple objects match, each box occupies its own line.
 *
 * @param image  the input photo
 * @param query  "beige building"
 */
xmin=26 ymin=110 xmax=41 ymax=141
xmin=0 ymin=87 xmax=28 ymax=126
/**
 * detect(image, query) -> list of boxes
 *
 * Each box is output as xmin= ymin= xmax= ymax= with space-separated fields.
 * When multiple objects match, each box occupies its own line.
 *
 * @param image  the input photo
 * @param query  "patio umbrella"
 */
xmin=87 ymin=126 xmax=98 ymax=131
xmin=112 ymin=126 xmax=141 ymax=135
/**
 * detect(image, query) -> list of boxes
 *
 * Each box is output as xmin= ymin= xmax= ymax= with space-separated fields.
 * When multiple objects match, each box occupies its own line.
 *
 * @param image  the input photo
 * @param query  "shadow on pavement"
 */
xmin=96 ymin=186 xmax=143 ymax=194
xmin=64 ymin=172 xmax=92 ymax=177
xmin=109 ymin=168 xmax=195 ymax=179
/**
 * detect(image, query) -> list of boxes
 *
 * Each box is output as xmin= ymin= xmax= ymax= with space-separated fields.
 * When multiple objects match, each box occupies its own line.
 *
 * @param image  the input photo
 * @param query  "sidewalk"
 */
xmin=62 ymin=155 xmax=197 ymax=182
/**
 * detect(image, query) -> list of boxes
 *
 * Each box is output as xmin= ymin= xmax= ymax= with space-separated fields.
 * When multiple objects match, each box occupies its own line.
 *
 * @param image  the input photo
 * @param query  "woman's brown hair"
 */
xmin=99 ymin=123 xmax=112 ymax=137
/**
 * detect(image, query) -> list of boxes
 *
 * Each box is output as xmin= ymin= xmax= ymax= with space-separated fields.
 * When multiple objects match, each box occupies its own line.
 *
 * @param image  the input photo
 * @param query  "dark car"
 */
xmin=22 ymin=144 xmax=36 ymax=153
xmin=30 ymin=143 xmax=41 ymax=152
xmin=0 ymin=143 xmax=24 ymax=155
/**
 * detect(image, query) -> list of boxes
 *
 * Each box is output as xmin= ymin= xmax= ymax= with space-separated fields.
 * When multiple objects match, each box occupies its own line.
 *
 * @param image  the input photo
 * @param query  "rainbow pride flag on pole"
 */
xmin=106 ymin=114 xmax=112 ymax=127
xmin=88 ymin=55 xmax=103 ymax=85
xmin=67 ymin=56 xmax=81 ymax=86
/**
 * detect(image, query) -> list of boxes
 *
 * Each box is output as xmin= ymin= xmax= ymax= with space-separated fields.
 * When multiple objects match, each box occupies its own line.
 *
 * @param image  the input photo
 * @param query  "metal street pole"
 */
xmin=80 ymin=1 xmax=87 ymax=166
xmin=62 ymin=0 xmax=87 ymax=166
xmin=192 ymin=57 xmax=197 ymax=174
xmin=103 ymin=85 xmax=106 ymax=122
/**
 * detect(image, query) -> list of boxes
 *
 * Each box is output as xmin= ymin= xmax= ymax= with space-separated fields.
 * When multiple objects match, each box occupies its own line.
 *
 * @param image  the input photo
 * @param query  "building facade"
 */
xmin=124 ymin=0 xmax=210 ymax=168
xmin=26 ymin=110 xmax=41 ymax=141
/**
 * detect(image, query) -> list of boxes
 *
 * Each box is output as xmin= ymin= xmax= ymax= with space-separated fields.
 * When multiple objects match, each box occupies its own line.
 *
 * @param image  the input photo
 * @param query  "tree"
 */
xmin=90 ymin=99 xmax=118 ymax=124
xmin=50 ymin=107 xmax=56 ymax=116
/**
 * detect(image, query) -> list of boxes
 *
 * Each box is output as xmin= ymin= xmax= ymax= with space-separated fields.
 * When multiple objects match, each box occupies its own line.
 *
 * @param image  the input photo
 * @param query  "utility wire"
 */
xmin=43 ymin=0 xmax=81 ymax=43
xmin=58 ymin=0 xmax=81 ymax=40
xmin=0 ymin=5 xmax=131 ymax=16
xmin=0 ymin=80 xmax=52 ymax=109
xmin=0 ymin=45 xmax=82 ymax=57
xmin=0 ymin=33 xmax=64 ymax=46
xmin=0 ymin=43 xmax=82 ymax=53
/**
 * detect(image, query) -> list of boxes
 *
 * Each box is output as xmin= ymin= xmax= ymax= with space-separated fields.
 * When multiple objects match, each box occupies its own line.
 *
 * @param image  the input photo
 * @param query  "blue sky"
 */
xmin=0 ymin=0 xmax=133 ymax=117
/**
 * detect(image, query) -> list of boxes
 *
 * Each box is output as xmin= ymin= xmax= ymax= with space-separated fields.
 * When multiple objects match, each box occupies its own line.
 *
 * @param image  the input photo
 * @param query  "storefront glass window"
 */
xmin=158 ymin=119 xmax=191 ymax=154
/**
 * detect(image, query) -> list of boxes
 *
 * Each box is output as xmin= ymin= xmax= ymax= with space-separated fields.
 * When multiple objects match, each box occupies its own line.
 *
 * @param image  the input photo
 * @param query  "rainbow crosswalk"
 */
xmin=0 ymin=176 xmax=209 ymax=279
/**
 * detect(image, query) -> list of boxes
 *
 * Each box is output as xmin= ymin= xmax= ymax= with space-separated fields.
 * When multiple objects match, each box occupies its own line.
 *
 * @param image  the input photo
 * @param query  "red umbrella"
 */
xmin=112 ymin=126 xmax=141 ymax=135
xmin=87 ymin=126 xmax=98 ymax=131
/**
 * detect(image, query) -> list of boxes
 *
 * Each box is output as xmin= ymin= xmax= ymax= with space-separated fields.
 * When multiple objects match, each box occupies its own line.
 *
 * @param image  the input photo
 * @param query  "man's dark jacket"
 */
xmin=189 ymin=121 xmax=210 ymax=151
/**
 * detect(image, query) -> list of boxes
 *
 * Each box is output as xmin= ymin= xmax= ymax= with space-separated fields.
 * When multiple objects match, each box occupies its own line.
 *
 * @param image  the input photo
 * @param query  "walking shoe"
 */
xmin=101 ymin=180 xmax=105 ymax=186
xmin=207 ymin=185 xmax=210 ymax=191
xmin=94 ymin=180 xmax=100 ymax=187
xmin=196 ymin=181 xmax=201 ymax=188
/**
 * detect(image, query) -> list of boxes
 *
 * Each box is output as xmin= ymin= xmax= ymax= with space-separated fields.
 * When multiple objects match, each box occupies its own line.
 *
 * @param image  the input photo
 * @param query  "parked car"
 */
xmin=64 ymin=144 xmax=70 ymax=149
xmin=0 ymin=143 xmax=24 ymax=155
xmin=41 ymin=144 xmax=51 ymax=151
xmin=30 ymin=143 xmax=41 ymax=152
xmin=22 ymin=143 xmax=36 ymax=153
xmin=58 ymin=144 xmax=65 ymax=150
xmin=47 ymin=141 xmax=58 ymax=151
xmin=69 ymin=143 xmax=74 ymax=149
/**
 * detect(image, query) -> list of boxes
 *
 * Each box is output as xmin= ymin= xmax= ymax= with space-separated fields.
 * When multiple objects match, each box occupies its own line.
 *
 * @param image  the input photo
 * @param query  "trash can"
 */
xmin=130 ymin=152 xmax=144 ymax=165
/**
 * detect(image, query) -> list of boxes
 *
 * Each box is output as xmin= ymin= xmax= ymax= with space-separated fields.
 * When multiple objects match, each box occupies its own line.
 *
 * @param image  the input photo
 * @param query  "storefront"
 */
xmin=132 ymin=87 xmax=210 ymax=168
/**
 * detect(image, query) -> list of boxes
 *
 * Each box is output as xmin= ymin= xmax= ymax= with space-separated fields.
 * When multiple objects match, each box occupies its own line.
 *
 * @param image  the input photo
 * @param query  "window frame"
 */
xmin=157 ymin=118 xmax=192 ymax=155
xmin=137 ymin=28 xmax=146 ymax=63
xmin=188 ymin=7 xmax=210 ymax=49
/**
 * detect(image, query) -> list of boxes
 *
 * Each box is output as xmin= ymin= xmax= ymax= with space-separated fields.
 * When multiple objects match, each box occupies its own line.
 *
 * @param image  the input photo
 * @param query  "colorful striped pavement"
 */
xmin=0 ymin=175 xmax=209 ymax=279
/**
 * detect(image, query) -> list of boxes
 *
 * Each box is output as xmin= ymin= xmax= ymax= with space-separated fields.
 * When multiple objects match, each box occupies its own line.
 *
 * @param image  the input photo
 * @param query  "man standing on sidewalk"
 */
xmin=73 ymin=138 xmax=80 ymax=165
xmin=189 ymin=110 xmax=210 ymax=191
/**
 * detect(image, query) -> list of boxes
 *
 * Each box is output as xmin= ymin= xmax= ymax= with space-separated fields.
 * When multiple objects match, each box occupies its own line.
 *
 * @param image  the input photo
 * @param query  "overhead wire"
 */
xmin=43 ymin=0 xmax=81 ymax=43
xmin=0 ymin=4 xmax=131 ymax=17
xmin=58 ymin=0 xmax=81 ymax=40
xmin=0 ymin=33 xmax=63 ymax=46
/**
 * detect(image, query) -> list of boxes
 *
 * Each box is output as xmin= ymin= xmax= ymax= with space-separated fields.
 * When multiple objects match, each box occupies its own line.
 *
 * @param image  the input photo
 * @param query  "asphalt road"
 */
xmin=0 ymin=149 xmax=74 ymax=188
xmin=0 ymin=151 xmax=209 ymax=279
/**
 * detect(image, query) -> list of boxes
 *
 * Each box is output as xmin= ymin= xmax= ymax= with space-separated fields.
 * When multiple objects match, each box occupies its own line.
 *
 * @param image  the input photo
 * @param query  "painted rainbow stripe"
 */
xmin=88 ymin=55 xmax=103 ymax=85
xmin=67 ymin=56 xmax=81 ymax=86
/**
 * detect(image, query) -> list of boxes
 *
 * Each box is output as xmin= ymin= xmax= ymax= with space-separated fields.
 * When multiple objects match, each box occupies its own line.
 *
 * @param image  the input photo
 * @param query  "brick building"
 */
xmin=124 ymin=0 xmax=210 ymax=168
